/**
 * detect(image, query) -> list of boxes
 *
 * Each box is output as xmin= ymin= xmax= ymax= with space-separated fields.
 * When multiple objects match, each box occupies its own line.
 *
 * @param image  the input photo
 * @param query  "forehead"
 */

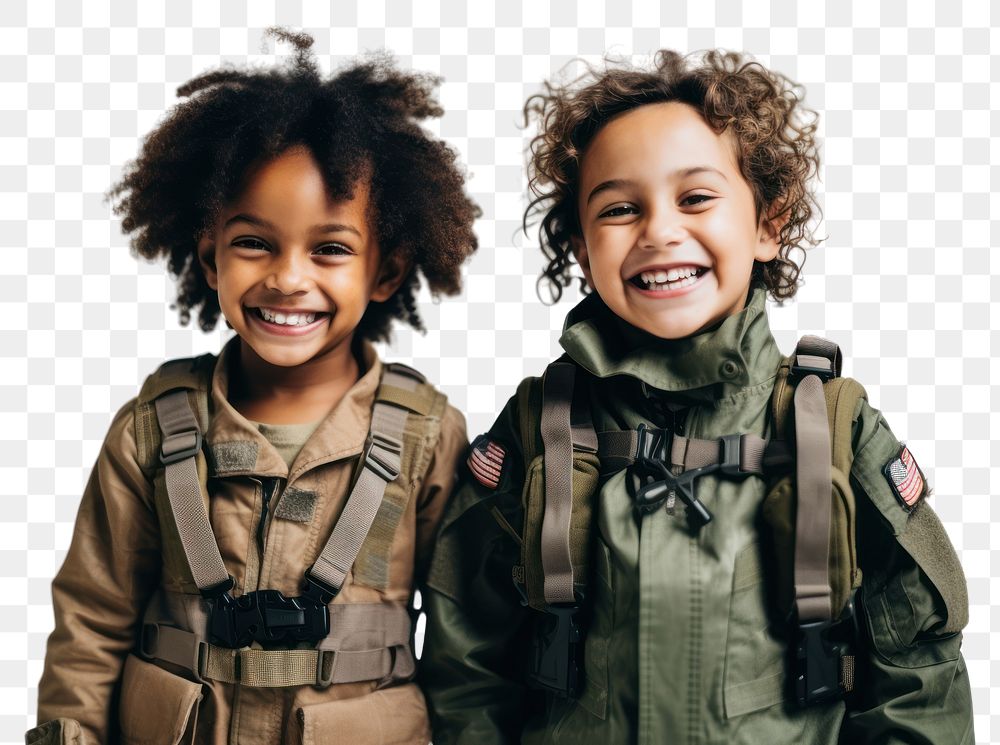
xmin=228 ymin=147 xmax=371 ymax=227
xmin=579 ymin=101 xmax=741 ymax=186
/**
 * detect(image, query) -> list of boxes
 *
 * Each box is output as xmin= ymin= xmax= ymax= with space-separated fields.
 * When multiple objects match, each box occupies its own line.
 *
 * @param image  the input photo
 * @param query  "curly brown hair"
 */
xmin=108 ymin=28 xmax=479 ymax=341
xmin=524 ymin=49 xmax=821 ymax=303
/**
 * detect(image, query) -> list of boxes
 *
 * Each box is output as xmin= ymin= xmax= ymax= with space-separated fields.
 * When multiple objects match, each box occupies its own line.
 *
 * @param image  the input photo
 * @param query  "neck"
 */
xmin=228 ymin=336 xmax=362 ymax=424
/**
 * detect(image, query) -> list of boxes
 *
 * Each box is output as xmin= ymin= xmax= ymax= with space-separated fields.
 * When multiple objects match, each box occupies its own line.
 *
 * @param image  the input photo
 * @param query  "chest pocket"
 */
xmin=723 ymin=542 xmax=787 ymax=718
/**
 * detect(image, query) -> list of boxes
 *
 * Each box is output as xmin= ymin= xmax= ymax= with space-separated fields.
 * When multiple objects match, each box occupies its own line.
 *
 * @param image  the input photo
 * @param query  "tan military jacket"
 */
xmin=34 ymin=338 xmax=467 ymax=745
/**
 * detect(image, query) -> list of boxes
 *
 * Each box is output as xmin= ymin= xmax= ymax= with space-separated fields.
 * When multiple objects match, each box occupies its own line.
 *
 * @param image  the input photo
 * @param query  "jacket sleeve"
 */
xmin=840 ymin=400 xmax=974 ymax=745
xmin=419 ymin=388 xmax=534 ymax=745
xmin=413 ymin=402 xmax=468 ymax=585
xmin=32 ymin=399 xmax=162 ymax=744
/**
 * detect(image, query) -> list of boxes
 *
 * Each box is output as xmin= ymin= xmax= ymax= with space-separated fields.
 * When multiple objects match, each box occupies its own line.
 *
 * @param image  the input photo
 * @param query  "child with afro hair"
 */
xmin=31 ymin=28 xmax=477 ymax=744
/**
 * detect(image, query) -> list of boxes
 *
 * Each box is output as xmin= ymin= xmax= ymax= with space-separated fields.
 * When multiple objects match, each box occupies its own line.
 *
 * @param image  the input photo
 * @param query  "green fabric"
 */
xmin=422 ymin=286 xmax=973 ymax=745
xmin=253 ymin=419 xmax=323 ymax=469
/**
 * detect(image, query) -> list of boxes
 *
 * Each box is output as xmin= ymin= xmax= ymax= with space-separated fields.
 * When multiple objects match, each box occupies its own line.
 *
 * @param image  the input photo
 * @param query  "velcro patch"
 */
xmin=883 ymin=445 xmax=926 ymax=511
xmin=468 ymin=436 xmax=506 ymax=489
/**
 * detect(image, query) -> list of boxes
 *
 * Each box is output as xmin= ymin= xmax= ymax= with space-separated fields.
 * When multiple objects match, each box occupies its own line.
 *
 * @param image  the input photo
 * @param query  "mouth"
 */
xmin=245 ymin=305 xmax=331 ymax=334
xmin=628 ymin=264 xmax=709 ymax=292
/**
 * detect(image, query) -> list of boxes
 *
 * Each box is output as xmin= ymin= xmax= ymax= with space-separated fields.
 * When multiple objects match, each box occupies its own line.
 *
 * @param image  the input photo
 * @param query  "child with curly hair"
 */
xmin=421 ymin=50 xmax=973 ymax=744
xmin=30 ymin=28 xmax=477 ymax=745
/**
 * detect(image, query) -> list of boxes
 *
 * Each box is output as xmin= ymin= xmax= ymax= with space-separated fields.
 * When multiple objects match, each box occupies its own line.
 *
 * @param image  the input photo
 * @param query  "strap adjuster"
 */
xmin=718 ymin=434 xmax=745 ymax=476
xmin=160 ymin=428 xmax=203 ymax=465
xmin=364 ymin=432 xmax=402 ymax=482
xmin=789 ymin=355 xmax=835 ymax=383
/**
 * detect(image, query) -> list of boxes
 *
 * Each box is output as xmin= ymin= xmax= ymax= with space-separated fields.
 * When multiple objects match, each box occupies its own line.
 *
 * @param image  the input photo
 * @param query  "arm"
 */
xmin=840 ymin=400 xmax=974 ymax=745
xmin=420 ymin=390 xmax=535 ymax=745
xmin=32 ymin=400 xmax=162 ymax=744
xmin=413 ymin=403 xmax=468 ymax=586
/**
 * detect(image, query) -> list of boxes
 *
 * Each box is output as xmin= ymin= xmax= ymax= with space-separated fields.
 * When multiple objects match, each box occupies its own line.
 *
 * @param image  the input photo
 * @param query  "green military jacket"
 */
xmin=421 ymin=287 xmax=974 ymax=745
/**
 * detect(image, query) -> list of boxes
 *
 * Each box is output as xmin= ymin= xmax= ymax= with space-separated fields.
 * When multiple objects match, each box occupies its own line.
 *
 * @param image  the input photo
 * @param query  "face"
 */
xmin=197 ymin=147 xmax=406 ymax=369
xmin=573 ymin=101 xmax=781 ymax=340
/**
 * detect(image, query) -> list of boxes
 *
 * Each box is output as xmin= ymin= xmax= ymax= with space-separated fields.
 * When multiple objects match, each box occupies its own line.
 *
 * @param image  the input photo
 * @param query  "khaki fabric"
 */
xmin=34 ymin=337 xmax=467 ymax=745
xmin=422 ymin=286 xmax=973 ymax=745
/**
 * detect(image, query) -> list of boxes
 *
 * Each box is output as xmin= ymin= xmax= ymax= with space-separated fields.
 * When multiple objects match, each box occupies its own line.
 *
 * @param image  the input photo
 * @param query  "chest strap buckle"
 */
xmin=208 ymin=589 xmax=331 ymax=648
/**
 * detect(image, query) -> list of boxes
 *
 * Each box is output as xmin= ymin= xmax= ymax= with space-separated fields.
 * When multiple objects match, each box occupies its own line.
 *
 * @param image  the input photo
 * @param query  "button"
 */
xmin=720 ymin=360 xmax=740 ymax=379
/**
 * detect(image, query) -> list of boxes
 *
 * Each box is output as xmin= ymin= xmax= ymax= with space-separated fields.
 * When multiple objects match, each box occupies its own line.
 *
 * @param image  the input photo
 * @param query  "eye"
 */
xmin=314 ymin=244 xmax=353 ymax=257
xmin=681 ymin=193 xmax=714 ymax=207
xmin=598 ymin=204 xmax=638 ymax=219
xmin=232 ymin=237 xmax=270 ymax=251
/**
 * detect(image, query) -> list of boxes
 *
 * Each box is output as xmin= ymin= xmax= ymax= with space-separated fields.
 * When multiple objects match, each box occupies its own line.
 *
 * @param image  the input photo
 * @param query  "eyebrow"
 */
xmin=224 ymin=213 xmax=363 ymax=238
xmin=586 ymin=167 xmax=729 ymax=205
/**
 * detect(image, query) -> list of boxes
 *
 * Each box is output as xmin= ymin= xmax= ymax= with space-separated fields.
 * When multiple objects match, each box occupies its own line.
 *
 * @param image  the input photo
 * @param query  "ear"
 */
xmin=370 ymin=250 xmax=412 ymax=302
xmin=754 ymin=202 xmax=788 ymax=263
xmin=197 ymin=233 xmax=219 ymax=291
xmin=570 ymin=235 xmax=595 ymax=290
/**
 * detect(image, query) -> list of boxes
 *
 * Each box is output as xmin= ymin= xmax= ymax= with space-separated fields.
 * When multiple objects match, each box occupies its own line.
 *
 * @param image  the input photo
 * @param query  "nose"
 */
xmin=264 ymin=250 xmax=312 ymax=295
xmin=638 ymin=205 xmax=687 ymax=250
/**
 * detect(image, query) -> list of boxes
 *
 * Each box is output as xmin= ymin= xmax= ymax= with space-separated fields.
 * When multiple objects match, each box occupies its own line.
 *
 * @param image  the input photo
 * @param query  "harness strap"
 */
xmin=539 ymin=362 xmax=578 ymax=605
xmin=792 ymin=341 xmax=837 ymax=623
xmin=154 ymin=390 xmax=231 ymax=593
xmin=309 ymin=400 xmax=405 ymax=594
xmin=597 ymin=429 xmax=767 ymax=475
xmin=142 ymin=601 xmax=414 ymax=687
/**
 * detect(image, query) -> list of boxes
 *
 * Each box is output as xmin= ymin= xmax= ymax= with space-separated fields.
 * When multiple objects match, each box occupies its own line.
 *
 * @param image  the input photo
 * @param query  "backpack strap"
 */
xmin=597 ymin=429 xmax=768 ymax=476
xmin=538 ymin=361 xmax=597 ymax=606
xmin=154 ymin=390 xmax=233 ymax=595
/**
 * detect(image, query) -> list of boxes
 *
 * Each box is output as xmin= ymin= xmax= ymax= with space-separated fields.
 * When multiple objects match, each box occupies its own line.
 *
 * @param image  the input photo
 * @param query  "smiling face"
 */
xmin=197 ymin=146 xmax=406 ymax=371
xmin=573 ymin=101 xmax=781 ymax=340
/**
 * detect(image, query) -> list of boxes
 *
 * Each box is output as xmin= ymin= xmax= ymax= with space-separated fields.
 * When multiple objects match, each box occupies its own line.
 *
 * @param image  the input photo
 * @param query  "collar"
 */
xmin=205 ymin=336 xmax=382 ymax=479
xmin=558 ymin=285 xmax=783 ymax=400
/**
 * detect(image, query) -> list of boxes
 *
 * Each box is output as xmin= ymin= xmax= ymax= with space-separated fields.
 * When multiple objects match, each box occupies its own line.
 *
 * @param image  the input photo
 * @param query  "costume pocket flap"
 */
xmin=118 ymin=654 xmax=202 ymax=745
xmin=297 ymin=683 xmax=431 ymax=745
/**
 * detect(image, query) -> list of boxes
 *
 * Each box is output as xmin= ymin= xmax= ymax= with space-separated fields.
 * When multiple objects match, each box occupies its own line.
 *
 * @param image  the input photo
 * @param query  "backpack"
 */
xmin=509 ymin=336 xmax=864 ymax=706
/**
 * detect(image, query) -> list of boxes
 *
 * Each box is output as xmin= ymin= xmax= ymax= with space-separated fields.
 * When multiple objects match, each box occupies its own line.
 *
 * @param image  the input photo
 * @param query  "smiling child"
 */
xmin=421 ymin=50 xmax=973 ymax=745
xmin=30 ymin=29 xmax=477 ymax=745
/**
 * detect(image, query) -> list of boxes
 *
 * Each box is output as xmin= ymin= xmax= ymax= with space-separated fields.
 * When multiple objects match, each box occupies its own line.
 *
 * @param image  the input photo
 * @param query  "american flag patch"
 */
xmin=884 ymin=446 xmax=925 ymax=511
xmin=468 ymin=437 xmax=506 ymax=489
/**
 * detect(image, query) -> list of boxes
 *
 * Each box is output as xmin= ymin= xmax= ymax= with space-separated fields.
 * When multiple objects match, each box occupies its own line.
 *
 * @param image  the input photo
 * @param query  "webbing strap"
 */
xmin=596 ymin=430 xmax=767 ymax=474
xmin=793 ymin=374 xmax=833 ymax=622
xmin=309 ymin=401 xmax=405 ymax=593
xmin=540 ymin=362 xmax=577 ymax=605
xmin=142 ymin=602 xmax=413 ymax=687
xmin=154 ymin=390 xmax=230 ymax=592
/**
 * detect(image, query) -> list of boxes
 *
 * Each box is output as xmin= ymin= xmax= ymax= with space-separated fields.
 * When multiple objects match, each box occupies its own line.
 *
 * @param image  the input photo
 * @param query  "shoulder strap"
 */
xmin=151 ymin=357 xmax=441 ymax=602
xmin=307 ymin=362 xmax=445 ymax=598
xmin=538 ymin=359 xmax=597 ymax=606
xmin=779 ymin=335 xmax=866 ymax=623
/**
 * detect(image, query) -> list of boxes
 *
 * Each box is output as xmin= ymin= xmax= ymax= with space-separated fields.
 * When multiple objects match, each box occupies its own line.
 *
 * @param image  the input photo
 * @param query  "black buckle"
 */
xmin=630 ymin=424 xmax=712 ymax=528
xmin=632 ymin=466 xmax=714 ymax=528
xmin=302 ymin=567 xmax=339 ymax=606
xmin=789 ymin=360 xmax=835 ymax=384
xmin=364 ymin=432 xmax=402 ymax=482
xmin=527 ymin=604 xmax=584 ymax=698
xmin=208 ymin=588 xmax=331 ymax=648
xmin=160 ymin=428 xmax=203 ymax=465
xmin=718 ymin=434 xmax=744 ymax=476
xmin=794 ymin=593 xmax=857 ymax=707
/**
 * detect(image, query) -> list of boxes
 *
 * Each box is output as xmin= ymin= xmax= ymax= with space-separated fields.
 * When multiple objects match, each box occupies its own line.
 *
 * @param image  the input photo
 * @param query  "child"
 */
xmin=421 ymin=50 xmax=973 ymax=744
xmin=30 ymin=29 xmax=477 ymax=745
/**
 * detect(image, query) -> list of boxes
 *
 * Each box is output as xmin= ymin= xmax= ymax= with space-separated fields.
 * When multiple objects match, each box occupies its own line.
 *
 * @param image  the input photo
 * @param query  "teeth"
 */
xmin=634 ymin=267 xmax=703 ymax=291
xmin=258 ymin=308 xmax=319 ymax=326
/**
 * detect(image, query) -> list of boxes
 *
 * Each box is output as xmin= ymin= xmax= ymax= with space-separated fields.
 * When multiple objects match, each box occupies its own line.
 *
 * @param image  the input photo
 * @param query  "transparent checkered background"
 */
xmin=0 ymin=0 xmax=996 ymax=741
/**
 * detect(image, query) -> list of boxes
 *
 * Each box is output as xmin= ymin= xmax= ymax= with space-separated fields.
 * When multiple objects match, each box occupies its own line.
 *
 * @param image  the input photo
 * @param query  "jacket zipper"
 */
xmin=256 ymin=476 xmax=280 ymax=558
